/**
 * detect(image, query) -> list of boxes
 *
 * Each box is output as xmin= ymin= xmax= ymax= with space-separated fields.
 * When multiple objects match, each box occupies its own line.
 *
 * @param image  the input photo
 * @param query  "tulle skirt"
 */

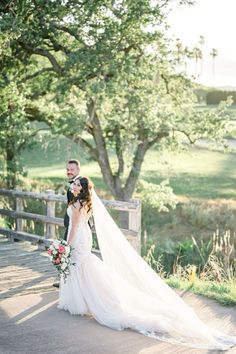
xmin=58 ymin=247 xmax=236 ymax=351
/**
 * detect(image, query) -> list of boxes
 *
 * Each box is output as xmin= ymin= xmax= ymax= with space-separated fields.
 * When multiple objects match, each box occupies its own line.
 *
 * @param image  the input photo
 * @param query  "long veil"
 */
xmin=92 ymin=189 xmax=236 ymax=350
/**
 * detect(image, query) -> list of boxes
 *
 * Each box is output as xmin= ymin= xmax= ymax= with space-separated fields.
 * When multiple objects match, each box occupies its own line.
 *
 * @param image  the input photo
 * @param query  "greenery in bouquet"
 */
xmin=48 ymin=239 xmax=75 ymax=281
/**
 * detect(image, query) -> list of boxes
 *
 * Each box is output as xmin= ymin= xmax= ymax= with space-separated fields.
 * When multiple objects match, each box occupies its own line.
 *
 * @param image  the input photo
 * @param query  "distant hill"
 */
xmin=216 ymin=86 xmax=236 ymax=91
xmin=206 ymin=90 xmax=236 ymax=104
xmin=193 ymin=83 xmax=236 ymax=104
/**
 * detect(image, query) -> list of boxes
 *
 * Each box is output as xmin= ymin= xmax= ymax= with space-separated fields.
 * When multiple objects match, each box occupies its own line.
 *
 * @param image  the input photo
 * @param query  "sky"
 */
xmin=167 ymin=0 xmax=236 ymax=88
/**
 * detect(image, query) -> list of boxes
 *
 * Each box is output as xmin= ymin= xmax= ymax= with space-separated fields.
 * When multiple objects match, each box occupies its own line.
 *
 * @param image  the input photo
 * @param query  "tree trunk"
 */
xmin=123 ymin=141 xmax=149 ymax=200
xmin=6 ymin=141 xmax=17 ymax=189
xmin=87 ymin=99 xmax=118 ymax=196
xmin=86 ymin=100 xmax=151 ymax=202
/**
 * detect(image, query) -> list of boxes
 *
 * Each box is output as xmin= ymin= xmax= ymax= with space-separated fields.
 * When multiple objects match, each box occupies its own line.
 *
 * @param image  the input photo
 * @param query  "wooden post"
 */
xmin=15 ymin=186 xmax=23 ymax=232
xmin=128 ymin=200 xmax=142 ymax=254
xmin=45 ymin=189 xmax=56 ymax=239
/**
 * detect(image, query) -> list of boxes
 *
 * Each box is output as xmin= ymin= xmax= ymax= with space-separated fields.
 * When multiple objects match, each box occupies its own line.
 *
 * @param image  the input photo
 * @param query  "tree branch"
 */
xmin=86 ymin=98 xmax=116 ymax=192
xmin=43 ymin=34 xmax=71 ymax=55
xmin=17 ymin=128 xmax=50 ymax=151
xmin=123 ymin=130 xmax=169 ymax=199
xmin=161 ymin=73 xmax=171 ymax=95
xmin=123 ymin=140 xmax=149 ymax=200
xmin=66 ymin=133 xmax=98 ymax=160
xmin=114 ymin=126 xmax=124 ymax=176
xmin=18 ymin=67 xmax=54 ymax=83
xmin=18 ymin=40 xmax=63 ymax=75
xmin=147 ymin=130 xmax=170 ymax=148
xmin=51 ymin=23 xmax=87 ymax=47
xmin=176 ymin=129 xmax=196 ymax=144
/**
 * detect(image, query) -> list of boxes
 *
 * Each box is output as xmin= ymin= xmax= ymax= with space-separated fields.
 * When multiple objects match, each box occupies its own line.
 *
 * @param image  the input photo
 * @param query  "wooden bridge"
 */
xmin=0 ymin=188 xmax=141 ymax=251
xmin=0 ymin=189 xmax=236 ymax=354
xmin=0 ymin=187 xmax=141 ymax=297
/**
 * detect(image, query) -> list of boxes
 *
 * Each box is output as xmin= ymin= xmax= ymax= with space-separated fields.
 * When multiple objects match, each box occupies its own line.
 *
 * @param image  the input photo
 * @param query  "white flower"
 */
xmin=65 ymin=247 xmax=70 ymax=256
xmin=61 ymin=263 xmax=67 ymax=271
xmin=53 ymin=240 xmax=60 ymax=249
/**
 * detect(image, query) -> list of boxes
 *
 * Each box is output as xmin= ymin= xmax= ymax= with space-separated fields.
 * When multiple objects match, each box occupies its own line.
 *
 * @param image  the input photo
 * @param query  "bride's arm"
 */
xmin=67 ymin=203 xmax=81 ymax=245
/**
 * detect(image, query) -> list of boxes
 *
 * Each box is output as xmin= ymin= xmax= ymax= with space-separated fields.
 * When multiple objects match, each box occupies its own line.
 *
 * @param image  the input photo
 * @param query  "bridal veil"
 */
xmin=92 ymin=189 xmax=236 ymax=350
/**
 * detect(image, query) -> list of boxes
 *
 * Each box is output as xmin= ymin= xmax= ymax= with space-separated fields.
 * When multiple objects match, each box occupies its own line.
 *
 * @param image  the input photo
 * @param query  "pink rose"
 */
xmin=54 ymin=258 xmax=61 ymax=264
xmin=58 ymin=246 xmax=65 ymax=253
xmin=47 ymin=249 xmax=52 ymax=255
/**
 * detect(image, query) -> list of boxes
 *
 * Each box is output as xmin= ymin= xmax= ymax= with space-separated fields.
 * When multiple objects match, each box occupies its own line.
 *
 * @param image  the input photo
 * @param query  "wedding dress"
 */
xmin=58 ymin=190 xmax=236 ymax=350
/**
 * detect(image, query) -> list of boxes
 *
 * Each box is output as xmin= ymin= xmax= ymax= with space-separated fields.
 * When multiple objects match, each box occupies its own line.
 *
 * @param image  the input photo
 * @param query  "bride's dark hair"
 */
xmin=71 ymin=176 xmax=93 ymax=213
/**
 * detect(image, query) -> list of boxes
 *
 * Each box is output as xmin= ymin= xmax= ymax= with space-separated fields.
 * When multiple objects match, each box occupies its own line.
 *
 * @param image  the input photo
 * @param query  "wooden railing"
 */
xmin=0 ymin=188 xmax=142 ymax=253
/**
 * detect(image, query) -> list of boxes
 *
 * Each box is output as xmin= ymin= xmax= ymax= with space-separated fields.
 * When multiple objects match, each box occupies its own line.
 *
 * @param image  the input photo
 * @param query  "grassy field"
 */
xmin=18 ymin=134 xmax=236 ymax=250
xmin=166 ymin=277 xmax=236 ymax=306
xmin=20 ymin=135 xmax=108 ymax=191
xmin=20 ymin=134 xmax=236 ymax=200
xmin=142 ymin=144 xmax=236 ymax=199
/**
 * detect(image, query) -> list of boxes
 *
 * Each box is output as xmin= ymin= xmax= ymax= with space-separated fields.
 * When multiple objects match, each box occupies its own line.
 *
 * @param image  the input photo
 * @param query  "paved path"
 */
xmin=0 ymin=237 xmax=236 ymax=354
xmin=1 ymin=291 xmax=236 ymax=354
xmin=0 ymin=236 xmax=57 ymax=299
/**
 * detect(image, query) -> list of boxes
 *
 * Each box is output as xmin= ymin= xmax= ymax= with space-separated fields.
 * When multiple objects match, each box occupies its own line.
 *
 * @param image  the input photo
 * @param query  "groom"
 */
xmin=63 ymin=159 xmax=81 ymax=241
xmin=53 ymin=159 xmax=80 ymax=288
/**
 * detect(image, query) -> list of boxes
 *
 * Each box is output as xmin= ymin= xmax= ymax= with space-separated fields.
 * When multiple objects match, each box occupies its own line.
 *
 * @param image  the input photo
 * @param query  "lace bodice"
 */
xmin=67 ymin=205 xmax=90 ymax=227
xmin=66 ymin=204 xmax=93 ymax=261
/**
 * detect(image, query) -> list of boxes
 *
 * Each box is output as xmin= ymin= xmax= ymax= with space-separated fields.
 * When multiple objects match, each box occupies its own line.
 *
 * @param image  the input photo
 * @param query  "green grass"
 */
xmin=20 ymin=135 xmax=108 ymax=192
xmin=141 ymin=145 xmax=236 ymax=199
xmin=18 ymin=135 xmax=236 ymax=248
xmin=19 ymin=134 xmax=236 ymax=199
xmin=166 ymin=277 xmax=236 ymax=306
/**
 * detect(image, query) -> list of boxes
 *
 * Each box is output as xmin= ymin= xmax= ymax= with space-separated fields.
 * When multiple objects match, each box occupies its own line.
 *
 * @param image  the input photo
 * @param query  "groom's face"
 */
xmin=67 ymin=163 xmax=80 ymax=181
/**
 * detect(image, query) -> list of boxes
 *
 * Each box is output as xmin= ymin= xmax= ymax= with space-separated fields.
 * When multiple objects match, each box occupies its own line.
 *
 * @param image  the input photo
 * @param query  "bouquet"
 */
xmin=47 ymin=239 xmax=75 ymax=281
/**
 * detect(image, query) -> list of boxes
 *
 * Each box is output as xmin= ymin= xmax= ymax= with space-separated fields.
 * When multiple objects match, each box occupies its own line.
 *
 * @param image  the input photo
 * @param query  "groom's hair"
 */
xmin=68 ymin=159 xmax=80 ymax=168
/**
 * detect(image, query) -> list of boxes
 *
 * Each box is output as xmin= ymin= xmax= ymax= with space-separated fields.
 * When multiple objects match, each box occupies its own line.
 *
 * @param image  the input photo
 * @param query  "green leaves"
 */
xmin=137 ymin=179 xmax=178 ymax=212
xmin=0 ymin=0 xmax=230 ymax=198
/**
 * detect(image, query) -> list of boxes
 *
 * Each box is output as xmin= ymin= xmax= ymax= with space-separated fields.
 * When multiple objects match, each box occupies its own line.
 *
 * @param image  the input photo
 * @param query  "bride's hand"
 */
xmin=67 ymin=239 xmax=72 ymax=246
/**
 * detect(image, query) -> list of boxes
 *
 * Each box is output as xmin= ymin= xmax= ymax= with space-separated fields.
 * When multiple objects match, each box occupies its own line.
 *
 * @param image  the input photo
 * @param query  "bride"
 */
xmin=58 ymin=176 xmax=236 ymax=351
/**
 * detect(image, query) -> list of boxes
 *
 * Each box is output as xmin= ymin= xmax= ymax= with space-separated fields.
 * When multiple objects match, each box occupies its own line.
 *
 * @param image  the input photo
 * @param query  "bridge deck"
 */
xmin=0 ymin=236 xmax=236 ymax=354
xmin=0 ymin=236 xmax=56 ymax=299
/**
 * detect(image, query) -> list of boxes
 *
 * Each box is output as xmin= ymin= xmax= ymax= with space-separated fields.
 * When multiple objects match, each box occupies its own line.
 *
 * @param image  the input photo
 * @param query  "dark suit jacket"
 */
xmin=63 ymin=187 xmax=74 ymax=240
